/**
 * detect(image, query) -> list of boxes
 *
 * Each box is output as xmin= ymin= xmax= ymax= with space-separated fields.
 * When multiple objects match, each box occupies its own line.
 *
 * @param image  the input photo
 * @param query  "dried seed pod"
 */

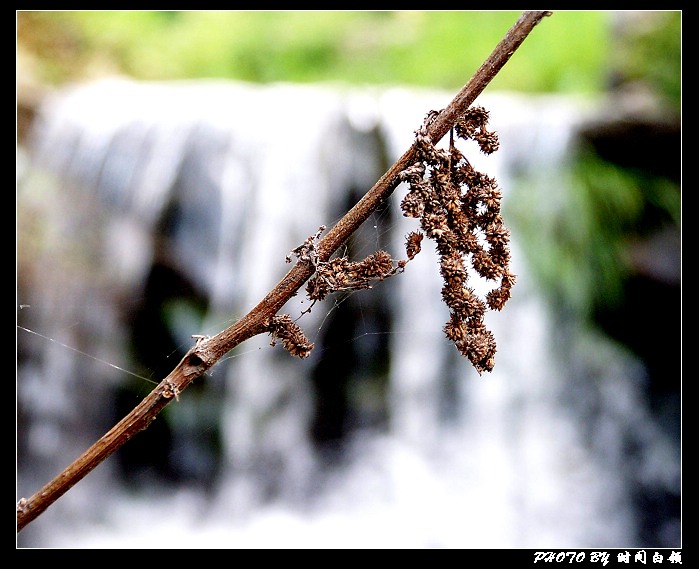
xmin=265 ymin=314 xmax=314 ymax=359
xmin=405 ymin=231 xmax=423 ymax=260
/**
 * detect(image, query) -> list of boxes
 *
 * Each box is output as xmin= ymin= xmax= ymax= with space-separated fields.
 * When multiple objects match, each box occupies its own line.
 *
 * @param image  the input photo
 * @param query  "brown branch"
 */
xmin=16 ymin=10 xmax=552 ymax=533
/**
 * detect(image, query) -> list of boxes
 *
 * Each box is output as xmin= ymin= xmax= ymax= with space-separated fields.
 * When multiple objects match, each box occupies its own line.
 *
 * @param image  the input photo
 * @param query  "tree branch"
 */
xmin=16 ymin=10 xmax=552 ymax=533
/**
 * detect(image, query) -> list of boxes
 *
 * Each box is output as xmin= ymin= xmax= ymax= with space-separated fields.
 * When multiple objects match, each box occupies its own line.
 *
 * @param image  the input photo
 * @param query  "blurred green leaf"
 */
xmin=18 ymin=10 xmax=612 ymax=93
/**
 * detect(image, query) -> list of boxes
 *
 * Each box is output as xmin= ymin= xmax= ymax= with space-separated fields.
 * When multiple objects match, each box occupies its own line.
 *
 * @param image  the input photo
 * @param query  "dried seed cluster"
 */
xmin=306 ymin=250 xmax=405 ymax=301
xmin=265 ymin=314 xmax=315 ymax=359
xmin=398 ymin=107 xmax=516 ymax=373
xmin=272 ymin=227 xmax=408 ymax=359
xmin=270 ymin=106 xmax=514 ymax=372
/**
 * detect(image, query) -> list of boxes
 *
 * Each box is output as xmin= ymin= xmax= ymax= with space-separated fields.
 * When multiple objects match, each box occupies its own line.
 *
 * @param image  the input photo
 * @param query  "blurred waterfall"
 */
xmin=16 ymin=78 xmax=680 ymax=548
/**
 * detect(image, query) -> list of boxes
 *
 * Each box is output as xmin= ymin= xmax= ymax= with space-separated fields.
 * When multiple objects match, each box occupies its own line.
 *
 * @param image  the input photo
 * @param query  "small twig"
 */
xmin=16 ymin=10 xmax=551 ymax=533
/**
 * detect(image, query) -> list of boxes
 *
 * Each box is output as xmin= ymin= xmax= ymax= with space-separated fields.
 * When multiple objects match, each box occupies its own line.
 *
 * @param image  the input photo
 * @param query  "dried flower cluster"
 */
xmin=306 ymin=250 xmax=405 ymax=301
xmin=398 ymin=107 xmax=516 ymax=373
xmin=273 ymin=229 xmax=409 ymax=359
xmin=272 ymin=106 xmax=514 ymax=373
xmin=264 ymin=314 xmax=315 ymax=359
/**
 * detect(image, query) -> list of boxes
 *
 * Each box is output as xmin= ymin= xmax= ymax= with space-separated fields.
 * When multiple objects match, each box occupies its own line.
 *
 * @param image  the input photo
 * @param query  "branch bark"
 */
xmin=16 ymin=10 xmax=552 ymax=533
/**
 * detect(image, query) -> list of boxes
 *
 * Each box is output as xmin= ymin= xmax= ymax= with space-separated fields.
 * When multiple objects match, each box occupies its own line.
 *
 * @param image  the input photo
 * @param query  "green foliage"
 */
xmin=511 ymin=144 xmax=680 ymax=319
xmin=611 ymin=11 xmax=681 ymax=110
xmin=18 ymin=10 xmax=611 ymax=94
xmin=505 ymin=11 xmax=681 ymax=321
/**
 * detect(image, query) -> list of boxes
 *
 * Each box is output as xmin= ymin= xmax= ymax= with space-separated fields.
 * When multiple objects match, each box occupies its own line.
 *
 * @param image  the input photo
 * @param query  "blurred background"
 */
xmin=16 ymin=11 xmax=680 ymax=548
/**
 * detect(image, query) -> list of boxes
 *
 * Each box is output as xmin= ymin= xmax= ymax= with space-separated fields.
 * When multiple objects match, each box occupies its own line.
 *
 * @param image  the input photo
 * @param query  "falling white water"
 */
xmin=17 ymin=79 xmax=678 ymax=548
